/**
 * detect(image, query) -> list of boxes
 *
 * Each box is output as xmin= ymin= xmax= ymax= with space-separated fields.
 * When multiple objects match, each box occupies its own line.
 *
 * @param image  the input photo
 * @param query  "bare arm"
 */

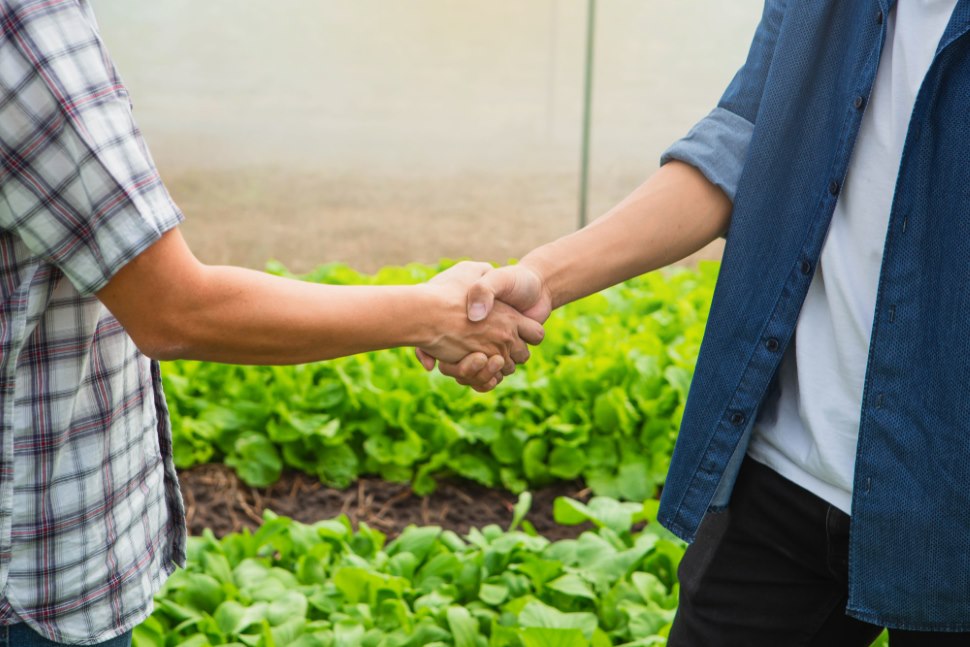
xmin=427 ymin=161 xmax=730 ymax=387
xmin=96 ymin=228 xmax=543 ymax=367
xmin=482 ymin=160 xmax=730 ymax=316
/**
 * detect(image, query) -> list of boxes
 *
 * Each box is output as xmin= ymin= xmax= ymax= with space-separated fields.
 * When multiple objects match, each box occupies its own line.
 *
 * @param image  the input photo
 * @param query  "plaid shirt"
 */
xmin=0 ymin=0 xmax=186 ymax=643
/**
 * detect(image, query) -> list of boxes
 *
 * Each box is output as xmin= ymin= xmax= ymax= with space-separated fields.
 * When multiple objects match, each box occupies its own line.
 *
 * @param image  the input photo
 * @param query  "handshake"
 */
xmin=413 ymin=261 xmax=553 ymax=393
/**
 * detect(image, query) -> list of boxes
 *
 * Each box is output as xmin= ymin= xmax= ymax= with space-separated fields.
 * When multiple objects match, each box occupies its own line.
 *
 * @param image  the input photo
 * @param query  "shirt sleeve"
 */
xmin=660 ymin=0 xmax=787 ymax=202
xmin=0 ymin=0 xmax=183 ymax=295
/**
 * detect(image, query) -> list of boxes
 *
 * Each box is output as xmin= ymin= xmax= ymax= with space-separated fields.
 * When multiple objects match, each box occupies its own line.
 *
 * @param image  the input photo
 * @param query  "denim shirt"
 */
xmin=658 ymin=0 xmax=970 ymax=631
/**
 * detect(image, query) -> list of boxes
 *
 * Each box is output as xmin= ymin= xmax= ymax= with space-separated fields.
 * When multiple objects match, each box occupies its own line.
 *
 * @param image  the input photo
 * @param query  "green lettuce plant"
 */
xmin=162 ymin=261 xmax=718 ymax=500
xmin=135 ymin=495 xmax=685 ymax=647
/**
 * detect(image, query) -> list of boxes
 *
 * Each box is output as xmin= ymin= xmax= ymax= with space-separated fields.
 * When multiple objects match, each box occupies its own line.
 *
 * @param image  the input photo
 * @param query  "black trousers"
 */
xmin=667 ymin=457 xmax=969 ymax=647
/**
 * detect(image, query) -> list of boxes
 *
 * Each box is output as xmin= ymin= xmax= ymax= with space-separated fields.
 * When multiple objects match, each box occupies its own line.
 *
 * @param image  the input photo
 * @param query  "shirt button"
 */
xmin=829 ymin=180 xmax=841 ymax=196
xmin=876 ymin=9 xmax=884 ymax=25
xmin=853 ymin=95 xmax=865 ymax=109
xmin=765 ymin=338 xmax=780 ymax=352
xmin=729 ymin=412 xmax=746 ymax=426
xmin=800 ymin=260 xmax=813 ymax=275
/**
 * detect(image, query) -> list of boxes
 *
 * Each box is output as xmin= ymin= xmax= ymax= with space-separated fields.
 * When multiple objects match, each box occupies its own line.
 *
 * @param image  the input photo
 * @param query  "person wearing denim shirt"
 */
xmin=441 ymin=0 xmax=970 ymax=643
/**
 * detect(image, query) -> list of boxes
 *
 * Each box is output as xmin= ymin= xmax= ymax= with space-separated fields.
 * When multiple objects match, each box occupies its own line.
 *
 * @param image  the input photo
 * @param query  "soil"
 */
xmin=179 ymin=464 xmax=595 ymax=542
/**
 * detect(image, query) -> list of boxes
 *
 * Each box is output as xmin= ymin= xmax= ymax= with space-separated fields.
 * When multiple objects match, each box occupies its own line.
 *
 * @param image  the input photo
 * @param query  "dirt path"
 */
xmin=166 ymin=166 xmax=724 ymax=274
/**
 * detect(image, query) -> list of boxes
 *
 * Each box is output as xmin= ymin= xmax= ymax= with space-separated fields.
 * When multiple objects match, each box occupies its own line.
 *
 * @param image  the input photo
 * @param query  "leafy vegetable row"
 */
xmin=162 ymin=261 xmax=719 ymax=500
xmin=135 ymin=495 xmax=685 ymax=647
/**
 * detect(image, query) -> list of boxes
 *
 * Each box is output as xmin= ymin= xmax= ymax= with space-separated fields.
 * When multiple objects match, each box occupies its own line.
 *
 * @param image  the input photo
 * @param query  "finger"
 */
xmin=415 ymin=348 xmax=436 ymax=371
xmin=441 ymin=367 xmax=476 ymax=387
xmin=509 ymin=332 xmax=530 ymax=364
xmin=464 ymin=355 xmax=505 ymax=388
xmin=453 ymin=260 xmax=493 ymax=275
xmin=463 ymin=343 xmax=512 ymax=377
xmin=438 ymin=362 xmax=467 ymax=381
xmin=510 ymin=345 xmax=531 ymax=365
xmin=466 ymin=355 xmax=507 ymax=387
xmin=517 ymin=316 xmax=545 ymax=346
xmin=447 ymin=260 xmax=492 ymax=282
xmin=486 ymin=354 xmax=505 ymax=374
xmin=472 ymin=373 xmax=503 ymax=393
xmin=441 ymin=355 xmax=502 ymax=390
xmin=501 ymin=356 xmax=516 ymax=376
xmin=439 ymin=353 xmax=488 ymax=381
xmin=486 ymin=347 xmax=514 ymax=377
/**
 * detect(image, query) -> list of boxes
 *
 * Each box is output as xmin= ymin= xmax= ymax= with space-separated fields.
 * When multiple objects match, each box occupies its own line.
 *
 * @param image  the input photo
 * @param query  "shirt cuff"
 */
xmin=659 ymin=106 xmax=754 ymax=203
xmin=63 ymin=181 xmax=185 ymax=297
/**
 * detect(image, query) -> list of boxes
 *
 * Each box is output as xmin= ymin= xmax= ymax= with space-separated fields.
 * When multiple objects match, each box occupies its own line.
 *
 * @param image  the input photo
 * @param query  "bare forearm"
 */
xmin=97 ymin=231 xmax=538 ymax=365
xmin=162 ymin=266 xmax=444 ymax=363
xmin=522 ymin=161 xmax=730 ymax=309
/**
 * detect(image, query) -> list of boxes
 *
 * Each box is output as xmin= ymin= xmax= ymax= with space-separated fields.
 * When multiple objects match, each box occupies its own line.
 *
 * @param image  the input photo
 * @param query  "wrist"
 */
xmin=410 ymin=283 xmax=459 ymax=349
xmin=518 ymin=253 xmax=558 ymax=311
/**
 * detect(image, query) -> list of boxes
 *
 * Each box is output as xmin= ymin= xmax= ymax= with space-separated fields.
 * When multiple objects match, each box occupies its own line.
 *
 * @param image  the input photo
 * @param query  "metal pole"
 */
xmin=545 ymin=0 xmax=559 ymax=138
xmin=578 ymin=0 xmax=596 ymax=229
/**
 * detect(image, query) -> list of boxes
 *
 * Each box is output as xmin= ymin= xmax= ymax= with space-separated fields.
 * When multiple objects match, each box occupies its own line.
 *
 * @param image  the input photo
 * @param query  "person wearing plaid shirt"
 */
xmin=0 ymin=1 xmax=543 ymax=644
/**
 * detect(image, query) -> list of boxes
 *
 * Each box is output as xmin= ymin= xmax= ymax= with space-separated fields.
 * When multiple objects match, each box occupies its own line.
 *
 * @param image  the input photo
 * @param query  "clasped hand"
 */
xmin=415 ymin=261 xmax=551 ymax=392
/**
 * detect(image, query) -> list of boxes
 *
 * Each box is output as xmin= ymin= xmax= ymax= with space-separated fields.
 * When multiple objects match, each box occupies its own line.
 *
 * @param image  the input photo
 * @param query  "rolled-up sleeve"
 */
xmin=0 ymin=0 xmax=183 ymax=295
xmin=661 ymin=0 xmax=787 ymax=202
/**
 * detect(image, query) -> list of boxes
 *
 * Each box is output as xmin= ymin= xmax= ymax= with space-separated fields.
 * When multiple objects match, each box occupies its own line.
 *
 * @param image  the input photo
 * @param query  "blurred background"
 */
xmin=92 ymin=0 xmax=761 ymax=273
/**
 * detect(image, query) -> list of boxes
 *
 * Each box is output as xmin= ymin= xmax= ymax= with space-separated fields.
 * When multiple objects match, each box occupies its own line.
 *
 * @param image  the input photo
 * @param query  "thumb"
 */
xmin=467 ymin=269 xmax=513 ymax=322
xmin=468 ymin=265 xmax=543 ymax=322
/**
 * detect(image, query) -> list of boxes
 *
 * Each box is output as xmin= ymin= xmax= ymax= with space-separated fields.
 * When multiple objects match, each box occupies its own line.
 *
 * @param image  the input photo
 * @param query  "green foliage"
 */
xmin=162 ymin=261 xmax=718 ymax=498
xmin=136 ymin=496 xmax=685 ymax=647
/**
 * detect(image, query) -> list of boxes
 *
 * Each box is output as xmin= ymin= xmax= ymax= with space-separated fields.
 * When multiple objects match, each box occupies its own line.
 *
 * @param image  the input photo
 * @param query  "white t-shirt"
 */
xmin=747 ymin=0 xmax=957 ymax=513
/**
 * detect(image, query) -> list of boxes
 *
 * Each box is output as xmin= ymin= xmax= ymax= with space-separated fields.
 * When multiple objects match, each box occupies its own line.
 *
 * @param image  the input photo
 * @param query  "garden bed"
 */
xmin=179 ymin=465 xmax=594 ymax=541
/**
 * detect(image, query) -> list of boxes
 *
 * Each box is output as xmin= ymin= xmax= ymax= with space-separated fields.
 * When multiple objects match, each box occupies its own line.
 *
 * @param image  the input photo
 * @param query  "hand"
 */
xmin=465 ymin=263 xmax=552 ymax=325
xmin=415 ymin=262 xmax=545 ymax=388
xmin=417 ymin=263 xmax=552 ymax=391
